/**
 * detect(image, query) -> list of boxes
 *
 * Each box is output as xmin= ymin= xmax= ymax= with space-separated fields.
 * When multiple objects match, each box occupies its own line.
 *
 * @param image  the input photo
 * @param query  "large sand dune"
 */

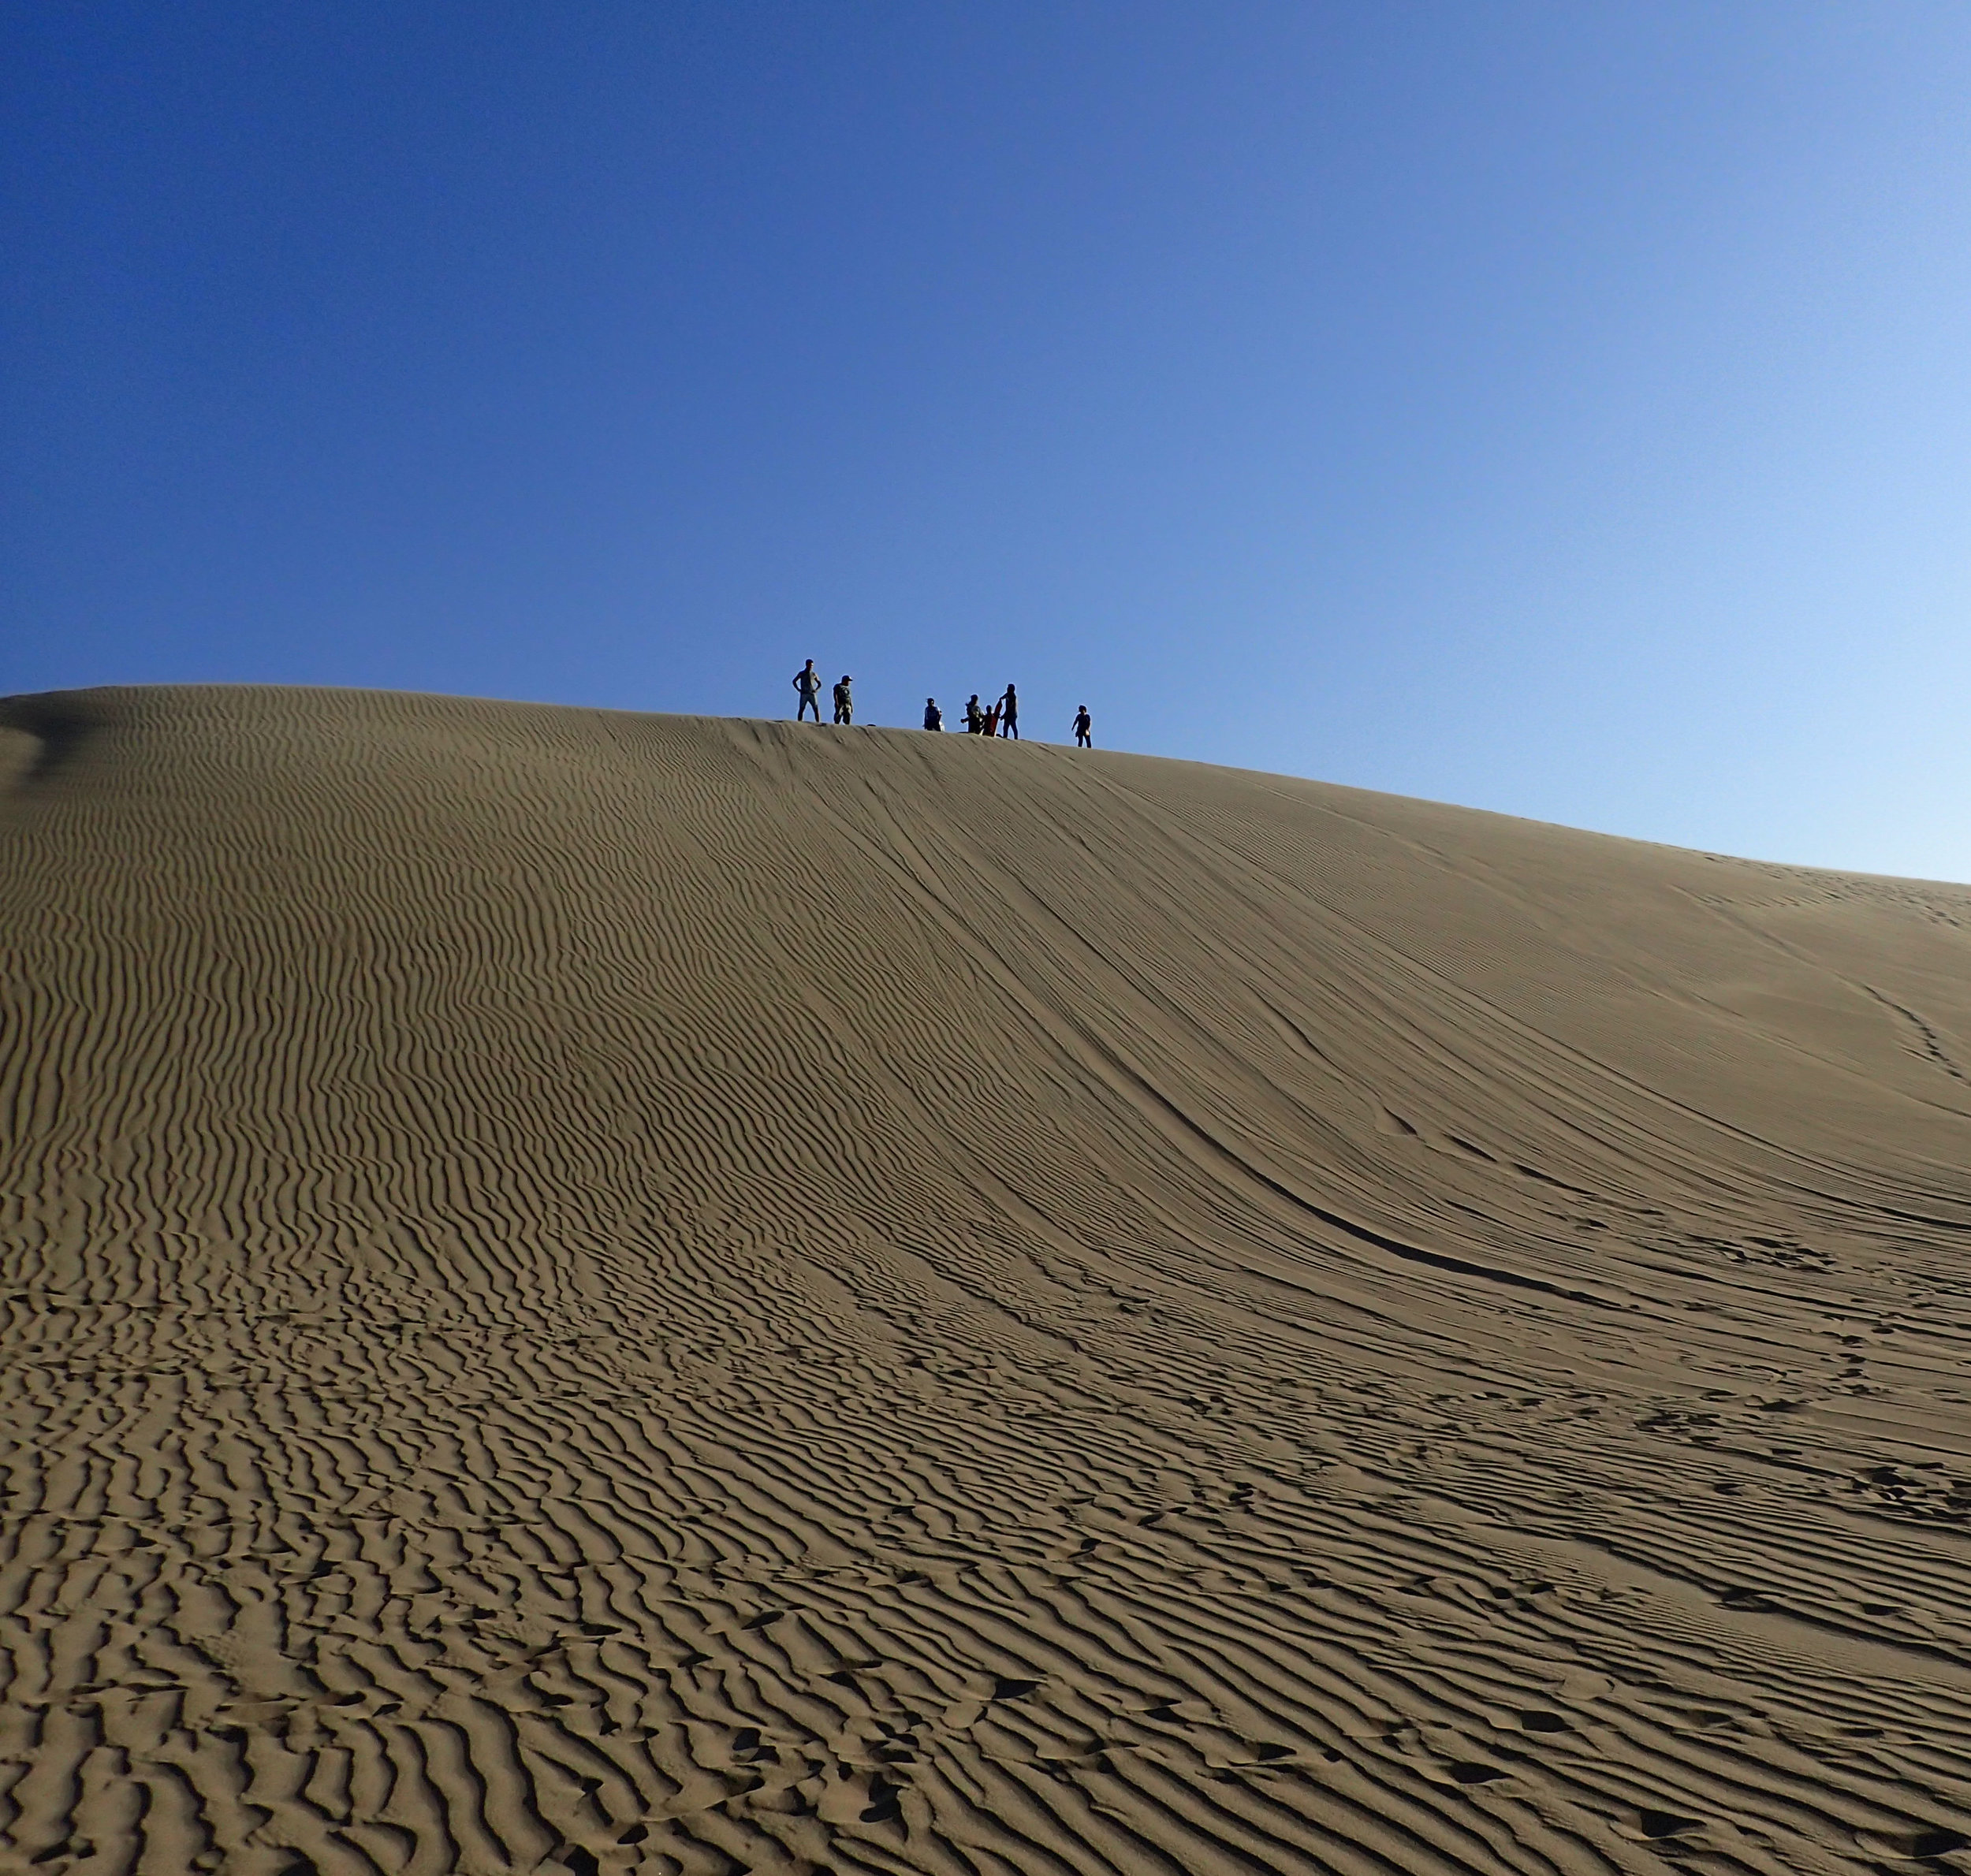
xmin=6 ymin=685 xmax=1971 ymax=1876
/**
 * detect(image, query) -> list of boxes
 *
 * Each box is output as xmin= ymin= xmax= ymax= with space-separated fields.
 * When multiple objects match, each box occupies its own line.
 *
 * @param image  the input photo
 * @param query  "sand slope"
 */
xmin=5 ymin=686 xmax=1971 ymax=1876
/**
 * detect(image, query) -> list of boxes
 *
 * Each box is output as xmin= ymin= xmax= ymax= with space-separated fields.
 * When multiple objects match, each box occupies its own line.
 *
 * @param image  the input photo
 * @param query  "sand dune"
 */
xmin=5 ymin=685 xmax=1971 ymax=1875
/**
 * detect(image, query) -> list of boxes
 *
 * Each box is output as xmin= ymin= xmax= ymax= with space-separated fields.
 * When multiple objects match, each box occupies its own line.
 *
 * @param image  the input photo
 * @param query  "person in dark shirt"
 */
xmin=1072 ymin=705 xmax=1092 ymax=747
xmin=964 ymin=694 xmax=985 ymax=734
xmin=998 ymin=683 xmax=1019 ymax=739
xmin=832 ymin=676 xmax=854 ymax=725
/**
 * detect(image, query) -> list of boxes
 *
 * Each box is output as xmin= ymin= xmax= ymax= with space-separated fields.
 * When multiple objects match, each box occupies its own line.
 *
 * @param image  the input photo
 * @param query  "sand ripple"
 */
xmin=4 ymin=687 xmax=1971 ymax=1874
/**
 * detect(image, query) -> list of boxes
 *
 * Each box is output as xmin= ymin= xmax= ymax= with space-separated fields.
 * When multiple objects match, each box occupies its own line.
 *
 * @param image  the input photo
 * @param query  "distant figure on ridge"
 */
xmin=982 ymin=696 xmax=1002 ymax=737
xmin=832 ymin=675 xmax=853 ymax=725
xmin=1072 ymin=705 xmax=1092 ymax=748
xmin=998 ymin=683 xmax=1019 ymax=739
xmin=793 ymin=659 xmax=822 ymax=722
xmin=964 ymin=694 xmax=986 ymax=734
xmin=923 ymin=698 xmax=943 ymax=731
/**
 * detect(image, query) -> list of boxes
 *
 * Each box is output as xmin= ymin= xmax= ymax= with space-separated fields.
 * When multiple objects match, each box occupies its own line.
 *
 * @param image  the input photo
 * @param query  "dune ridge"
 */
xmin=5 ymin=684 xmax=1971 ymax=1874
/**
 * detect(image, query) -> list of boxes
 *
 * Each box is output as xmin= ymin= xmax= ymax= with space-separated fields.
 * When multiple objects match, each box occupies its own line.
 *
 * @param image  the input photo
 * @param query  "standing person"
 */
xmin=832 ymin=675 xmax=853 ymax=725
xmin=998 ymin=683 xmax=1019 ymax=739
xmin=923 ymin=698 xmax=944 ymax=731
xmin=964 ymin=694 xmax=985 ymax=734
xmin=1072 ymin=705 xmax=1092 ymax=748
xmin=793 ymin=659 xmax=823 ymax=722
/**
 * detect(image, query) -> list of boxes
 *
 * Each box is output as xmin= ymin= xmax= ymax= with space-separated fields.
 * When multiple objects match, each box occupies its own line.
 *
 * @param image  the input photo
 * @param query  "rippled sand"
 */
xmin=6 ymin=685 xmax=1971 ymax=1875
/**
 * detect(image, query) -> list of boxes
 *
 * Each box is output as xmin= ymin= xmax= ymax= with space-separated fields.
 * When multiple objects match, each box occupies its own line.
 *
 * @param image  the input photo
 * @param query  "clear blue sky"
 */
xmin=7 ymin=4 xmax=1971 ymax=878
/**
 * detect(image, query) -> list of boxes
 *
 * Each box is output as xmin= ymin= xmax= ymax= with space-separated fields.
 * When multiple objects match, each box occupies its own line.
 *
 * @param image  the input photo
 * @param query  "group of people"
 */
xmin=793 ymin=660 xmax=1092 ymax=746
xmin=948 ymin=687 xmax=1019 ymax=737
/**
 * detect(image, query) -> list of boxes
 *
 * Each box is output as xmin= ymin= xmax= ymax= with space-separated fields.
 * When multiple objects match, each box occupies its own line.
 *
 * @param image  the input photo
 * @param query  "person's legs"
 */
xmin=799 ymin=697 xmax=819 ymax=721
xmin=1077 ymin=731 xmax=1090 ymax=747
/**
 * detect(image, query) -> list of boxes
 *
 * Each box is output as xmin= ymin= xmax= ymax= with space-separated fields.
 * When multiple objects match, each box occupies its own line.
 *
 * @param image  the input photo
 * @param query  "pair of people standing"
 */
xmin=792 ymin=661 xmax=853 ymax=725
xmin=961 ymin=686 xmax=1019 ymax=738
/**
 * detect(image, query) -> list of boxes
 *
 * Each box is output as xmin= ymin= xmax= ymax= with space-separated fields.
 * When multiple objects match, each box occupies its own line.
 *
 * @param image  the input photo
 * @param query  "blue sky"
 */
xmin=7 ymin=4 xmax=1971 ymax=878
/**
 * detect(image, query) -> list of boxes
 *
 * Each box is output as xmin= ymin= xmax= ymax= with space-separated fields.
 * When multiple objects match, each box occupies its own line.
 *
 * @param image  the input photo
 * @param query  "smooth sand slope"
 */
xmin=6 ymin=688 xmax=1971 ymax=1876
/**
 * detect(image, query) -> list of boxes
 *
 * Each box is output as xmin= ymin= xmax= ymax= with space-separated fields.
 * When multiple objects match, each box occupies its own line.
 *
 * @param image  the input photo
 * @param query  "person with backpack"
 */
xmin=963 ymin=694 xmax=986 ymax=734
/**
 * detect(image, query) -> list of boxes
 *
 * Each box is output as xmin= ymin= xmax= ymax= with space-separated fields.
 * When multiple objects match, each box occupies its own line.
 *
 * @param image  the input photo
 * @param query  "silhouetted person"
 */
xmin=998 ymin=684 xmax=1019 ymax=739
xmin=833 ymin=676 xmax=853 ymax=725
xmin=1072 ymin=705 xmax=1092 ymax=748
xmin=964 ymin=694 xmax=985 ymax=734
xmin=983 ymin=698 xmax=1002 ymax=737
xmin=793 ymin=659 xmax=822 ymax=722
xmin=923 ymin=698 xmax=943 ymax=731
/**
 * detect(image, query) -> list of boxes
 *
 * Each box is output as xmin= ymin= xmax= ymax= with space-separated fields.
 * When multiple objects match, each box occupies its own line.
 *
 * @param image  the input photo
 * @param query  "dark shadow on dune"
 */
xmin=0 ymin=693 xmax=99 ymax=786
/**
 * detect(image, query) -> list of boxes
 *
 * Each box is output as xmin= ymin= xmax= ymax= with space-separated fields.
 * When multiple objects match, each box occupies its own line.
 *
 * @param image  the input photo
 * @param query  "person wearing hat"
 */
xmin=832 ymin=675 xmax=854 ymax=725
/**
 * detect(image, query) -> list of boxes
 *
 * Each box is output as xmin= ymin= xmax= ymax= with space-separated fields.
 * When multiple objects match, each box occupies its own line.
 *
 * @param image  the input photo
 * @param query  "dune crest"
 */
xmin=5 ymin=685 xmax=1971 ymax=1874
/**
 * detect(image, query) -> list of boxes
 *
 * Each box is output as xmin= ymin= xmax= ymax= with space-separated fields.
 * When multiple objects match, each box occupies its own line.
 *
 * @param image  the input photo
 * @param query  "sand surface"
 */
xmin=6 ymin=686 xmax=1971 ymax=1876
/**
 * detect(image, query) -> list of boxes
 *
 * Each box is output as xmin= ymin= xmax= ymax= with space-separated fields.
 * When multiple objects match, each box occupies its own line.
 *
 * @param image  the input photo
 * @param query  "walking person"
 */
xmin=832 ymin=675 xmax=854 ymax=725
xmin=1072 ymin=705 xmax=1092 ymax=748
xmin=793 ymin=659 xmax=823 ymax=722
xmin=923 ymin=698 xmax=944 ymax=731
xmin=998 ymin=683 xmax=1019 ymax=739
xmin=963 ymin=694 xmax=985 ymax=734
